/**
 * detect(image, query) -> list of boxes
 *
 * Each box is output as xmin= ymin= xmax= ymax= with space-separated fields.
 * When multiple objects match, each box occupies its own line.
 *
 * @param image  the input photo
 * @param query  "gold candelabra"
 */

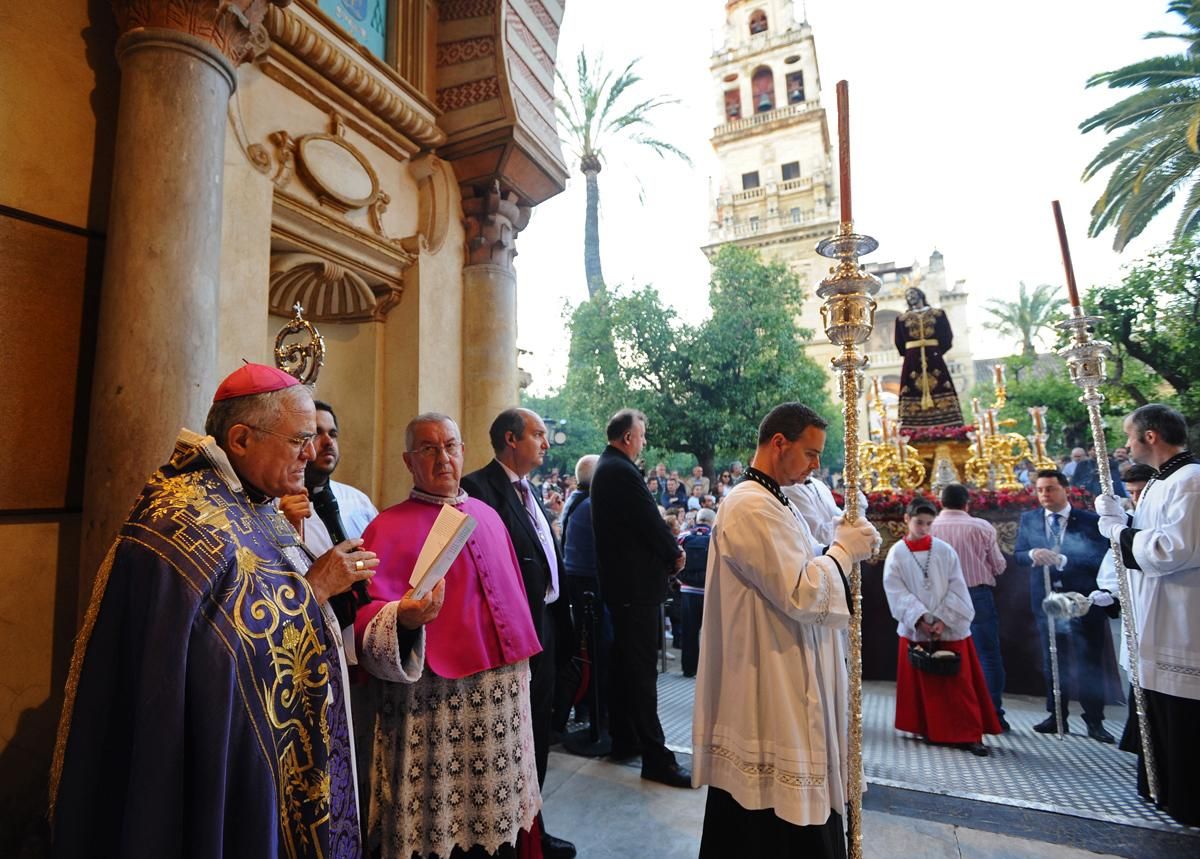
xmin=963 ymin=379 xmax=1031 ymax=490
xmin=1027 ymin=405 xmax=1057 ymax=470
xmin=859 ymin=433 xmax=925 ymax=491
xmin=817 ymin=78 xmax=875 ymax=859
xmin=1052 ymin=200 xmax=1158 ymax=801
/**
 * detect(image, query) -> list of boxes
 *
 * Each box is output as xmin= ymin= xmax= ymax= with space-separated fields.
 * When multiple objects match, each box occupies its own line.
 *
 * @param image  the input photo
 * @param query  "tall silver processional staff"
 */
xmin=816 ymin=80 xmax=880 ymax=859
xmin=1051 ymin=201 xmax=1158 ymax=802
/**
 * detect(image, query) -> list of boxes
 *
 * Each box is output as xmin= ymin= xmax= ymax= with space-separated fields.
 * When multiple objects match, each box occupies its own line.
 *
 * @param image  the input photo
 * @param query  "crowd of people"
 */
xmin=49 ymin=365 xmax=1198 ymax=858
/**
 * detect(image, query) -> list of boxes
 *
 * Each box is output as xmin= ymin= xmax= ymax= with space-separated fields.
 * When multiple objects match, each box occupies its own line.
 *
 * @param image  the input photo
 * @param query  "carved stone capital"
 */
xmin=461 ymin=181 xmax=531 ymax=270
xmin=112 ymin=0 xmax=291 ymax=67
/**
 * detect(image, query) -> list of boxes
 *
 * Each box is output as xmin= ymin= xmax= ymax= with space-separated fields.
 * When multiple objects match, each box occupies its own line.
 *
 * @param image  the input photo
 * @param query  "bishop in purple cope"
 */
xmin=51 ymin=364 xmax=379 ymax=858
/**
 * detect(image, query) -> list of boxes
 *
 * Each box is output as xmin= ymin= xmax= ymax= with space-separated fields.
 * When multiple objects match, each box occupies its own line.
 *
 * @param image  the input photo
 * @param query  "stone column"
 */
xmin=460 ymin=182 xmax=530 ymax=471
xmin=80 ymin=1 xmax=284 ymax=594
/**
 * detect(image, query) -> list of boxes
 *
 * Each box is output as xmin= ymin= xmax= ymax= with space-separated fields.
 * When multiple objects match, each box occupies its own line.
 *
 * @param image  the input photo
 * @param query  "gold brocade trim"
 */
xmin=48 ymin=542 xmax=119 ymax=822
xmin=50 ymin=458 xmax=331 ymax=857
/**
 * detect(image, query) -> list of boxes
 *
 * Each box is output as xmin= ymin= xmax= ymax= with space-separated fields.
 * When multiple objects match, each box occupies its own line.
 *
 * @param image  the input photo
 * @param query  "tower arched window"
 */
xmin=752 ymin=66 xmax=775 ymax=113
xmin=724 ymin=88 xmax=741 ymax=119
xmin=786 ymin=71 xmax=805 ymax=103
xmin=749 ymin=10 xmax=768 ymax=35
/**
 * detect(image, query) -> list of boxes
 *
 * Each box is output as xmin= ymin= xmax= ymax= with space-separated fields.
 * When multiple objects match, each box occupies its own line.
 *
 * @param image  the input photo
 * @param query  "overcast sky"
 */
xmin=515 ymin=0 xmax=1181 ymax=394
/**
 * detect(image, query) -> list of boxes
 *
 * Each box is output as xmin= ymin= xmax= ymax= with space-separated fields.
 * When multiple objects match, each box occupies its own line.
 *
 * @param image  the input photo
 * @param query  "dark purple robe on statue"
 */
xmin=894 ymin=306 xmax=964 ymax=431
xmin=50 ymin=432 xmax=360 ymax=858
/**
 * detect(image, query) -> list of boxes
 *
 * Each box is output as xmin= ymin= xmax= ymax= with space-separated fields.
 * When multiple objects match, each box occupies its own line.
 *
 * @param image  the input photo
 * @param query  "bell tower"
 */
xmin=704 ymin=0 xmax=837 ymax=304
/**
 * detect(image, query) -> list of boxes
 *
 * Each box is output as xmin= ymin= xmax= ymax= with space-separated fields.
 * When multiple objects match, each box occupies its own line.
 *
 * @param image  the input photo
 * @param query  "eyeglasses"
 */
xmin=247 ymin=425 xmax=317 ymax=451
xmin=409 ymin=441 xmax=462 ymax=459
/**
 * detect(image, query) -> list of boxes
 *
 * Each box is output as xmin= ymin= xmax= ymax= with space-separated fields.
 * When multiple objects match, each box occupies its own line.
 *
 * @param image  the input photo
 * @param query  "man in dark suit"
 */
xmin=1071 ymin=454 xmax=1127 ymax=498
xmin=461 ymin=408 xmax=576 ymax=859
xmin=1014 ymin=469 xmax=1114 ymax=742
xmin=590 ymin=408 xmax=691 ymax=788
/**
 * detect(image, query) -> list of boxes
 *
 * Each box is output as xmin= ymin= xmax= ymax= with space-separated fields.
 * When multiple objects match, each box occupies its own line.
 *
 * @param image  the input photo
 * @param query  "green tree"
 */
xmin=1085 ymin=237 xmax=1200 ymax=444
xmin=555 ymin=50 xmax=690 ymax=296
xmin=558 ymin=246 xmax=840 ymax=475
xmin=1081 ymin=0 xmax=1200 ymax=250
xmin=982 ymin=283 xmax=1067 ymax=359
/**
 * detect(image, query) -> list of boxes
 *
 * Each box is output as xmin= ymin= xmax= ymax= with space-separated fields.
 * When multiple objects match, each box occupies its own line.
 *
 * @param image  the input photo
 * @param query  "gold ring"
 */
xmin=355 ymin=560 xmax=365 ymax=572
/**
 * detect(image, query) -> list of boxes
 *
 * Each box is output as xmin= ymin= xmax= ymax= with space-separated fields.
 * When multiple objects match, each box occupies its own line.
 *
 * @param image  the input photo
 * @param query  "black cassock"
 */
xmin=894 ymin=306 xmax=964 ymax=430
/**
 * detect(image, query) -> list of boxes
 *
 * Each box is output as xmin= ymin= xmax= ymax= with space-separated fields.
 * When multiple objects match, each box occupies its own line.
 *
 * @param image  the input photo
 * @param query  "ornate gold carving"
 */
xmin=274 ymin=302 xmax=326 ymax=383
xmin=265 ymin=4 xmax=445 ymax=148
xmin=461 ymin=181 xmax=531 ymax=270
xmin=111 ymin=0 xmax=291 ymax=66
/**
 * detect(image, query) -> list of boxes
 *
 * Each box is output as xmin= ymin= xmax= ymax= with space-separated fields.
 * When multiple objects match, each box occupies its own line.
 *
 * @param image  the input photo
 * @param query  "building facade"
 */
xmin=704 ymin=0 xmax=972 ymax=418
xmin=0 ymin=0 xmax=567 ymax=846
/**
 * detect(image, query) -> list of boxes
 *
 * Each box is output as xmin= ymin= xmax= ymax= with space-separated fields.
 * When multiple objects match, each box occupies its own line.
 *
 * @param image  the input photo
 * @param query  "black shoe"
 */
xmin=1033 ymin=714 xmax=1069 ymax=734
xmin=997 ymin=716 xmax=1012 ymax=734
xmin=962 ymin=742 xmax=990 ymax=757
xmin=541 ymin=832 xmax=578 ymax=859
xmin=1086 ymin=722 xmax=1116 ymax=744
xmin=641 ymin=762 xmax=694 ymax=788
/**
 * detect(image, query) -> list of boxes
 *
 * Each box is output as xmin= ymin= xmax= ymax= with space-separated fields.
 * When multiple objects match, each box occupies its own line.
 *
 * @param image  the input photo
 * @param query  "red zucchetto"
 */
xmin=212 ymin=362 xmax=300 ymax=402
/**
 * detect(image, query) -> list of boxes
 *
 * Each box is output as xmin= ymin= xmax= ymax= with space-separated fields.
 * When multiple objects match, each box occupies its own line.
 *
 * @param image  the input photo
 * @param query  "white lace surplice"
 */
xmin=365 ymin=651 xmax=540 ymax=859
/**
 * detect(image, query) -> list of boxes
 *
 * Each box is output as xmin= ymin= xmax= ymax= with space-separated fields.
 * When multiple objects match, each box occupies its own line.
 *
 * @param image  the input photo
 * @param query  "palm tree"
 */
xmin=1081 ymin=0 xmax=1200 ymax=251
xmin=983 ymin=283 xmax=1067 ymax=359
xmin=555 ymin=50 xmax=691 ymax=296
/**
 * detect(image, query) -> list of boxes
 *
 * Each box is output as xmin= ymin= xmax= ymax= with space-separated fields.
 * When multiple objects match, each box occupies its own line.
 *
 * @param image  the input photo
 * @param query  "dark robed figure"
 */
xmin=894 ymin=287 xmax=964 ymax=430
xmin=51 ymin=364 xmax=378 ymax=858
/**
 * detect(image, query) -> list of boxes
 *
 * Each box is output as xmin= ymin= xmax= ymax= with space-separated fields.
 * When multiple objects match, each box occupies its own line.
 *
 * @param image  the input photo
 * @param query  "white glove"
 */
xmin=1094 ymin=494 xmax=1124 ymax=518
xmin=830 ymin=518 xmax=882 ymax=566
xmin=1098 ymin=515 xmax=1127 ymax=542
xmin=857 ymin=490 xmax=869 ymax=515
xmin=1089 ymin=590 xmax=1115 ymax=608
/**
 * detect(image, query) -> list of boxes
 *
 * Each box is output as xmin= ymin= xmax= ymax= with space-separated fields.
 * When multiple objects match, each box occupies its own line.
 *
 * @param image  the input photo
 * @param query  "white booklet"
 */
xmin=409 ymin=504 xmax=477 ymax=599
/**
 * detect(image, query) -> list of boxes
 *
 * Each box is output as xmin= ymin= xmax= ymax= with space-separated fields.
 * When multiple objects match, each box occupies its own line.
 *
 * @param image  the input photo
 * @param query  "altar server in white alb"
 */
xmin=783 ymin=473 xmax=868 ymax=549
xmin=692 ymin=402 xmax=880 ymax=858
xmin=1094 ymin=403 xmax=1200 ymax=826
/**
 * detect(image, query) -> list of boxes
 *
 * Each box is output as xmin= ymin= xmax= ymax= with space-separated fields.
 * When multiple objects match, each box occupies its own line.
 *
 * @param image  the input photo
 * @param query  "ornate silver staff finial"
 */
xmin=274 ymin=302 xmax=326 ymax=385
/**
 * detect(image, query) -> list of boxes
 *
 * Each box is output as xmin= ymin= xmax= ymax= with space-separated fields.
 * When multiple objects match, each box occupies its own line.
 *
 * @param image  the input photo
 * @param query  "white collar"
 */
xmin=497 ymin=459 xmax=524 ymax=484
xmin=1044 ymin=504 xmax=1071 ymax=519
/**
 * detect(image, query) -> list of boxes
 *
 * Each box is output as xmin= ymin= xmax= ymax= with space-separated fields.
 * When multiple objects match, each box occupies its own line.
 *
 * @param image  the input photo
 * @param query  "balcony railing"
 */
xmin=710 ymin=206 xmax=837 ymax=241
xmin=711 ymin=27 xmax=811 ymax=68
xmin=732 ymin=186 xmax=765 ymax=203
xmin=713 ymin=99 xmax=822 ymax=142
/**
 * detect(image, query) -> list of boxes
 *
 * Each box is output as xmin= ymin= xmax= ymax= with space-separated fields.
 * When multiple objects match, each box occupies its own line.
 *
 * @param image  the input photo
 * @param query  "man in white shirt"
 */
xmin=783 ymin=475 xmax=867 ymax=550
xmin=1014 ymin=470 xmax=1111 ymax=740
xmin=1063 ymin=447 xmax=1087 ymax=479
xmin=693 ymin=402 xmax=879 ymax=857
xmin=1095 ymin=403 xmax=1200 ymax=825
xmin=461 ymin=408 xmax=576 ymax=858
xmin=280 ymin=400 xmax=380 ymax=625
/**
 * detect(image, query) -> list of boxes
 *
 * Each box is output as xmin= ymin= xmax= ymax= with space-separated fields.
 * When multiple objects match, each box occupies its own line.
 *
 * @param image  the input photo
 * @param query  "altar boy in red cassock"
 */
xmin=884 ymin=498 xmax=1001 ymax=756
